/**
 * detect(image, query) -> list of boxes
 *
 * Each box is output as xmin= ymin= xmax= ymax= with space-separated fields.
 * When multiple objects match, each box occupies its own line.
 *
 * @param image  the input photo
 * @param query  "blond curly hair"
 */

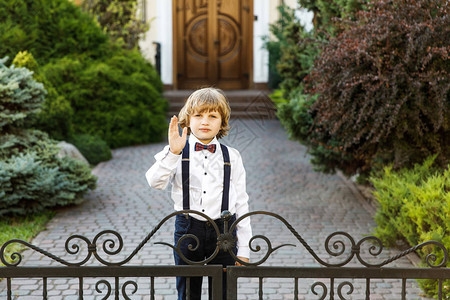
xmin=178 ymin=87 xmax=231 ymax=139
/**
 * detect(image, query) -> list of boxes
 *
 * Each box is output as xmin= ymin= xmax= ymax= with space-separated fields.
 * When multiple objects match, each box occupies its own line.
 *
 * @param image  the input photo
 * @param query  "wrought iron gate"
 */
xmin=1 ymin=210 xmax=449 ymax=299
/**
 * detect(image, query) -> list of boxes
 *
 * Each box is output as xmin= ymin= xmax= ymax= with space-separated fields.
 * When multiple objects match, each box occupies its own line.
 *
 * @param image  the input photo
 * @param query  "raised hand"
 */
xmin=168 ymin=115 xmax=188 ymax=155
xmin=236 ymin=256 xmax=249 ymax=266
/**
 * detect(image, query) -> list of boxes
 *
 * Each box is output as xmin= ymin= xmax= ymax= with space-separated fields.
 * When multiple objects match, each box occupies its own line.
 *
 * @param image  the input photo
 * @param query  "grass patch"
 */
xmin=0 ymin=211 xmax=55 ymax=266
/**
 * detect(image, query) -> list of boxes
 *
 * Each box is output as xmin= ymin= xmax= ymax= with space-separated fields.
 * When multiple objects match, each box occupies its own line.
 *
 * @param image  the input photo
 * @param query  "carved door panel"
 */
xmin=174 ymin=0 xmax=252 ymax=89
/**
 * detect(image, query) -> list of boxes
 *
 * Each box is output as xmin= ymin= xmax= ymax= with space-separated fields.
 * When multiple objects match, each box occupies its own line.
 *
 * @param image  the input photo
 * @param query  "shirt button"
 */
xmin=202 ymin=209 xmax=205 ymax=212
xmin=204 ymin=172 xmax=207 ymax=175
xmin=203 ymin=191 xmax=206 ymax=194
xmin=205 ymin=156 xmax=207 ymax=159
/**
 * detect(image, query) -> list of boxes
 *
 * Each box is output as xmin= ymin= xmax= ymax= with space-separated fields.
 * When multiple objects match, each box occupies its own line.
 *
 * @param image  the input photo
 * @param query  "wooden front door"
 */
xmin=174 ymin=0 xmax=252 ymax=90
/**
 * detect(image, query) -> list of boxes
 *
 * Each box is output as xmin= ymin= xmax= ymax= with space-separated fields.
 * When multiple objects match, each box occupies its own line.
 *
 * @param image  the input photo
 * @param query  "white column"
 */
xmin=158 ymin=0 xmax=173 ymax=85
xmin=253 ymin=0 xmax=270 ymax=83
xmin=138 ymin=0 xmax=157 ymax=64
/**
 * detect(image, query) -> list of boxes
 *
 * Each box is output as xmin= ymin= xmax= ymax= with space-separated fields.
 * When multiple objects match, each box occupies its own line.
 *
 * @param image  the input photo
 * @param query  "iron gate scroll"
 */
xmin=1 ymin=210 xmax=449 ymax=299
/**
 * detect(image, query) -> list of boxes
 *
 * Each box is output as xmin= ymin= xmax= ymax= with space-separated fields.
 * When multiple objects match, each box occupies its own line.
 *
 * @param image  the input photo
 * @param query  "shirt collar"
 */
xmin=189 ymin=134 xmax=219 ymax=147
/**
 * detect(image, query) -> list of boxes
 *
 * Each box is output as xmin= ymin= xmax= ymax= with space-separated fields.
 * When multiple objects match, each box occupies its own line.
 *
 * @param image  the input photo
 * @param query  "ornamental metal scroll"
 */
xmin=228 ymin=211 xmax=448 ymax=268
xmin=93 ymin=279 xmax=138 ymax=300
xmin=1 ymin=210 xmax=448 ymax=269
xmin=0 ymin=210 xmax=218 ymax=267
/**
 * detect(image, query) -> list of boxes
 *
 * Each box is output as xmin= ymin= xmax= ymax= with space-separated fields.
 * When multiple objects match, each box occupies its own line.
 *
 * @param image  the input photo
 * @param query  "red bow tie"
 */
xmin=195 ymin=142 xmax=216 ymax=153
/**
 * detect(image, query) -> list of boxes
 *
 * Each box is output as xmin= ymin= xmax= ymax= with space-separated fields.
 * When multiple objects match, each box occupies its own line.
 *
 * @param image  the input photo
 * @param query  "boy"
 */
xmin=146 ymin=87 xmax=252 ymax=299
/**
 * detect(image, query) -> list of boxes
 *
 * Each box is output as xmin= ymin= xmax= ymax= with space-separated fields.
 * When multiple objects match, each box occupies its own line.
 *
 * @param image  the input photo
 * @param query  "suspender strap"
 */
xmin=181 ymin=141 xmax=231 ymax=211
xmin=220 ymin=144 xmax=231 ymax=212
xmin=181 ymin=141 xmax=190 ymax=210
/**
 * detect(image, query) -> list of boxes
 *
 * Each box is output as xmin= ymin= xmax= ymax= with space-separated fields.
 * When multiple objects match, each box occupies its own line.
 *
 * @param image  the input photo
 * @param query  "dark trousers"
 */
xmin=174 ymin=214 xmax=237 ymax=300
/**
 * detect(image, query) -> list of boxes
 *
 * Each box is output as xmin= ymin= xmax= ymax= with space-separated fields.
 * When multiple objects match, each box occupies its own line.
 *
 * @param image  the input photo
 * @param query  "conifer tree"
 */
xmin=0 ymin=57 xmax=96 ymax=216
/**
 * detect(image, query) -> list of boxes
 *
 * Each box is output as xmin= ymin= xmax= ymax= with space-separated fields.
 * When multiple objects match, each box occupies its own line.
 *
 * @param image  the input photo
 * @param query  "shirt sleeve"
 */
xmin=233 ymin=151 xmax=252 ymax=259
xmin=145 ymin=145 xmax=180 ymax=190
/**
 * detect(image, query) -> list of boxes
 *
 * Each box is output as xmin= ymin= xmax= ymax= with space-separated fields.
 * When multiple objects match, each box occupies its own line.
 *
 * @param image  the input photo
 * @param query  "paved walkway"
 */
xmin=1 ymin=119 xmax=427 ymax=299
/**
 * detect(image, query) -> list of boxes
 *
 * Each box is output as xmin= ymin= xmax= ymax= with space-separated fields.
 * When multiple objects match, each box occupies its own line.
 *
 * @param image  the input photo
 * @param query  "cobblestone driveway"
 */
xmin=0 ymin=119 xmax=428 ymax=299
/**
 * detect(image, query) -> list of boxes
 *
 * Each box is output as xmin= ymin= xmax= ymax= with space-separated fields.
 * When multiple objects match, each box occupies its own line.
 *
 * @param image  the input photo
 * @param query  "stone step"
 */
xmin=164 ymin=90 xmax=273 ymax=103
xmin=164 ymin=90 xmax=277 ymax=119
xmin=168 ymin=101 xmax=270 ymax=111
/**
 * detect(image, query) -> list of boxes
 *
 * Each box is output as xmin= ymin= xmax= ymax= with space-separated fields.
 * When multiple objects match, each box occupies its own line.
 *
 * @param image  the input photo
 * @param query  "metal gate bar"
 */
xmin=1 ymin=265 xmax=223 ymax=300
xmin=227 ymin=266 xmax=450 ymax=300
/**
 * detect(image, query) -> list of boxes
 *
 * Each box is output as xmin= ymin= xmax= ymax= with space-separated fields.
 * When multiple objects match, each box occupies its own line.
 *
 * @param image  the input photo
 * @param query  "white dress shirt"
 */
xmin=146 ymin=134 xmax=252 ymax=258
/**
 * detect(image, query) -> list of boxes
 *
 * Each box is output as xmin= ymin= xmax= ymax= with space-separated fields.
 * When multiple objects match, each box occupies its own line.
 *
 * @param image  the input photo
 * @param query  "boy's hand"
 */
xmin=168 ymin=115 xmax=187 ymax=155
xmin=235 ymin=256 xmax=249 ymax=266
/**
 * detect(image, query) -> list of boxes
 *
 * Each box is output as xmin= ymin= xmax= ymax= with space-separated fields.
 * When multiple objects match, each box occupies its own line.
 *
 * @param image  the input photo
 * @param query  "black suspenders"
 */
xmin=220 ymin=144 xmax=231 ymax=212
xmin=181 ymin=140 xmax=231 ymax=212
xmin=181 ymin=141 xmax=190 ymax=210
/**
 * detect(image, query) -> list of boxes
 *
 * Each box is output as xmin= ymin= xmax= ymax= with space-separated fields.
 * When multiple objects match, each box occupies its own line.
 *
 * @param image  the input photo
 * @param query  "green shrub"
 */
xmin=371 ymin=156 xmax=449 ymax=298
xmin=69 ymin=134 xmax=111 ymax=165
xmin=12 ymin=50 xmax=38 ymax=71
xmin=12 ymin=51 xmax=74 ymax=141
xmin=269 ymin=89 xmax=289 ymax=106
xmin=275 ymin=86 xmax=316 ymax=143
xmin=275 ymin=86 xmax=360 ymax=175
xmin=276 ymin=20 xmax=320 ymax=98
xmin=262 ymin=4 xmax=297 ymax=89
xmin=0 ymin=57 xmax=96 ymax=216
xmin=0 ymin=0 xmax=167 ymax=147
xmin=0 ymin=0 xmax=108 ymax=65
xmin=41 ymin=49 xmax=167 ymax=148
xmin=34 ymin=89 xmax=74 ymax=141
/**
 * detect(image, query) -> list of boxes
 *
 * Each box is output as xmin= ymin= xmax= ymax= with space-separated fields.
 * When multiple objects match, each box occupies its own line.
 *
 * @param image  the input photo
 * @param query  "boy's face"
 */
xmin=189 ymin=109 xmax=222 ymax=144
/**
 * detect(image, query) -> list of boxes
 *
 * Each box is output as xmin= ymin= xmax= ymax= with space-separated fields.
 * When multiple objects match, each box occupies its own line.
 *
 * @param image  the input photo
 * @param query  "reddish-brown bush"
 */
xmin=306 ymin=0 xmax=449 ymax=174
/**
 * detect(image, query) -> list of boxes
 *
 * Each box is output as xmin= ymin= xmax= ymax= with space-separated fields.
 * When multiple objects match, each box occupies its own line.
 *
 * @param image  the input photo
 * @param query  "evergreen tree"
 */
xmin=0 ymin=57 xmax=96 ymax=216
